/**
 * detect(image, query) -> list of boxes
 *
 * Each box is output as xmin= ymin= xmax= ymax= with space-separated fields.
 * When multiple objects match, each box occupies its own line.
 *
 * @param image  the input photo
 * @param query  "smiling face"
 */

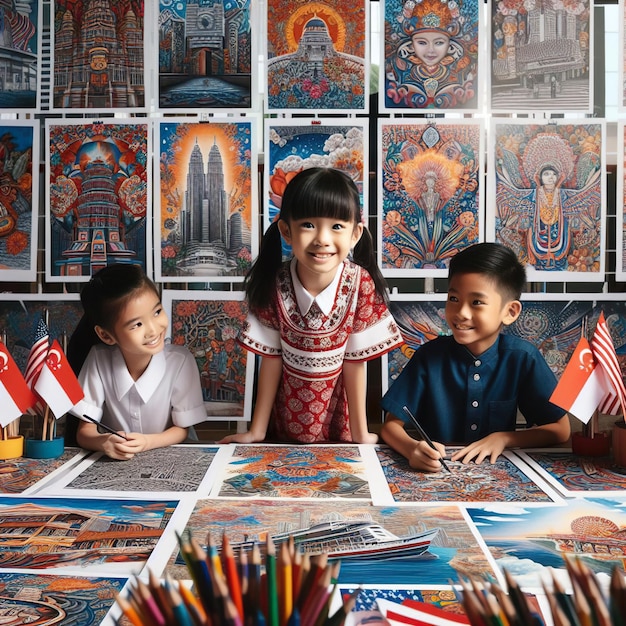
xmin=278 ymin=216 xmax=363 ymax=296
xmin=445 ymin=272 xmax=521 ymax=356
xmin=411 ymin=31 xmax=451 ymax=67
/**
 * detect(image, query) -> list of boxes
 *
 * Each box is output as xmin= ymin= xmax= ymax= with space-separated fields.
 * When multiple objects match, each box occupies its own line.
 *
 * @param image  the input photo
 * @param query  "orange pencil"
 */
xmin=178 ymin=578 xmax=210 ymax=626
xmin=116 ymin=593 xmax=145 ymax=626
xmin=207 ymin=530 xmax=225 ymax=580
xmin=223 ymin=532 xmax=245 ymax=620
xmin=278 ymin=540 xmax=293 ymax=626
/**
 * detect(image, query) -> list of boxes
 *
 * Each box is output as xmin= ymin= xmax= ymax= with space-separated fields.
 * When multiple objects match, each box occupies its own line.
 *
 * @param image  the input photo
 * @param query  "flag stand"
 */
xmin=0 ymin=433 xmax=24 ymax=460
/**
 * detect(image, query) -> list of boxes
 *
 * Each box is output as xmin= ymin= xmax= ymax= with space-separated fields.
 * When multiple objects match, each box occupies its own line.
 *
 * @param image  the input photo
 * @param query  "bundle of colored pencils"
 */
xmin=460 ymin=558 xmax=626 ymax=626
xmin=115 ymin=531 xmax=360 ymax=626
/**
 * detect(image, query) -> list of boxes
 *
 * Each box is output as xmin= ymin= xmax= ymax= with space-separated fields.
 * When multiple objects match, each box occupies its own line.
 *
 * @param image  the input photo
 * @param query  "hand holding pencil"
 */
xmin=402 ymin=406 xmax=451 ymax=473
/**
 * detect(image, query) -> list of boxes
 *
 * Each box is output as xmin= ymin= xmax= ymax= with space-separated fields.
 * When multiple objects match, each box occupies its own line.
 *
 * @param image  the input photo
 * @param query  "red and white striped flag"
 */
xmin=0 ymin=341 xmax=37 ymax=427
xmin=24 ymin=316 xmax=49 ymax=416
xmin=591 ymin=312 xmax=626 ymax=418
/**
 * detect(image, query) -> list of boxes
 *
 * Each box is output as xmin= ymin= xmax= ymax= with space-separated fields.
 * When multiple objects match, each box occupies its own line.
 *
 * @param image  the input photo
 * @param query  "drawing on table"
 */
xmin=216 ymin=445 xmax=370 ymax=499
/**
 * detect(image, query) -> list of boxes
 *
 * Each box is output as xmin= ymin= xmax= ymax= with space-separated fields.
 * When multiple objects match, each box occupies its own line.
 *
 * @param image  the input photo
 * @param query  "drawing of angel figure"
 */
xmin=494 ymin=126 xmax=602 ymax=273
xmin=384 ymin=0 xmax=479 ymax=110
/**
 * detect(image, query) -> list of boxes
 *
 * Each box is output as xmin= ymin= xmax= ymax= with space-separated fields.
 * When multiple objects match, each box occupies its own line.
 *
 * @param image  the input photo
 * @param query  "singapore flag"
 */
xmin=34 ymin=340 xmax=84 ymax=419
xmin=0 ymin=341 xmax=36 ymax=427
xmin=550 ymin=336 xmax=609 ymax=424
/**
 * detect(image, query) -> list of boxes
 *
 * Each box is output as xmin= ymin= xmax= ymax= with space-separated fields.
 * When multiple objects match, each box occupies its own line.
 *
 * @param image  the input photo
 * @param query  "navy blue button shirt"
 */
xmin=381 ymin=334 xmax=565 ymax=444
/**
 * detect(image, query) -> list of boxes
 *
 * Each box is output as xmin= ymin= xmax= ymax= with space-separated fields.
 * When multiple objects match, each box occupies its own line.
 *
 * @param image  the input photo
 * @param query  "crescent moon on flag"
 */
xmin=0 ymin=350 xmax=7 ymax=371
xmin=579 ymin=348 xmax=594 ymax=371
xmin=48 ymin=348 xmax=62 ymax=367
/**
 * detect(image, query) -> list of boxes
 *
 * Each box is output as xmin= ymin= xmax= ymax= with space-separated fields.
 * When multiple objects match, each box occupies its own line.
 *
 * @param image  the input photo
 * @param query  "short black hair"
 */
xmin=448 ymin=243 xmax=526 ymax=301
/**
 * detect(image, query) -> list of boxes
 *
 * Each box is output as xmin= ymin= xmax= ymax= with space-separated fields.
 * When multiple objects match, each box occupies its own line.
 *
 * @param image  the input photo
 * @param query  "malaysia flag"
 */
xmin=34 ymin=340 xmax=84 ymax=419
xmin=0 ymin=341 xmax=36 ymax=427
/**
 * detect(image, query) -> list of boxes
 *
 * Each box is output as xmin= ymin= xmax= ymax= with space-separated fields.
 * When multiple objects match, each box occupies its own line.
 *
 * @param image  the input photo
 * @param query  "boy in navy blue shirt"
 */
xmin=381 ymin=242 xmax=571 ymax=472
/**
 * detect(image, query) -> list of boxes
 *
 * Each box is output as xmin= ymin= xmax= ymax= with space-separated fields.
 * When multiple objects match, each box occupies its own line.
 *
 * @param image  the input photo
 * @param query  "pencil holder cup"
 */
xmin=24 ymin=436 xmax=65 ymax=459
xmin=0 ymin=435 xmax=24 ymax=460
xmin=571 ymin=430 xmax=611 ymax=457
xmin=612 ymin=419 xmax=626 ymax=468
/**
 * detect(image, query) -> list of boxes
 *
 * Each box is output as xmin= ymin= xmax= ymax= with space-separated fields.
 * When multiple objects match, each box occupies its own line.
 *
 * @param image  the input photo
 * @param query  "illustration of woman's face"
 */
xmin=540 ymin=167 xmax=558 ymax=190
xmin=411 ymin=31 xmax=451 ymax=67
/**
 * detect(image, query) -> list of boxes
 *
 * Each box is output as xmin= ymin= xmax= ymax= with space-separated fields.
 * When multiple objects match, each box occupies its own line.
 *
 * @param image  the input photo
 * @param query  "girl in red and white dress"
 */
xmin=220 ymin=167 xmax=403 ymax=444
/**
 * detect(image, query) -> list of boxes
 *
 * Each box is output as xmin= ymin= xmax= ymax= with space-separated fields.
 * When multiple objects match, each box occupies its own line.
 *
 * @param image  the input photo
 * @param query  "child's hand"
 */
xmin=101 ymin=433 xmax=135 ymax=460
xmin=218 ymin=430 xmax=264 ymax=444
xmin=353 ymin=432 xmax=379 ymax=444
xmin=452 ymin=432 xmax=508 ymax=465
xmin=408 ymin=440 xmax=447 ymax=472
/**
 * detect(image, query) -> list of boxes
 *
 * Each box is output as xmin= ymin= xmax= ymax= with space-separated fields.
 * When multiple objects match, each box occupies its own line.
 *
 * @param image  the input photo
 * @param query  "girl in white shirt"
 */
xmin=70 ymin=265 xmax=206 ymax=460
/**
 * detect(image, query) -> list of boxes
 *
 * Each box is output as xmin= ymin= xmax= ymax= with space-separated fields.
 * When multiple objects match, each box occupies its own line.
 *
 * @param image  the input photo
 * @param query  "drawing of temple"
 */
xmin=53 ymin=0 xmax=144 ymax=109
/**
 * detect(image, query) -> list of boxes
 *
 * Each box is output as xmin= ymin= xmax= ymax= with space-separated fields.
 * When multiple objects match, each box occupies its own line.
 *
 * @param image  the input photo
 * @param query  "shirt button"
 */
xmin=472 ymin=401 xmax=479 ymax=408
xmin=473 ymin=373 xmax=480 ymax=381
xmin=470 ymin=424 xmax=478 ymax=431
xmin=474 ymin=359 xmax=481 ymax=366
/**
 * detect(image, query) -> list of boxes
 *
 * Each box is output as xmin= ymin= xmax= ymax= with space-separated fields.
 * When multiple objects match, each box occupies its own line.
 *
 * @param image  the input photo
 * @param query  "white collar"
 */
xmin=112 ymin=348 xmax=166 ymax=402
xmin=290 ymin=257 xmax=344 ymax=317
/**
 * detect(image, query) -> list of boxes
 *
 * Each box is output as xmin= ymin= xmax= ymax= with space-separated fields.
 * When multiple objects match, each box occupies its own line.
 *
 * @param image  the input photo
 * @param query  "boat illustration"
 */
xmin=229 ymin=520 xmax=440 ymax=561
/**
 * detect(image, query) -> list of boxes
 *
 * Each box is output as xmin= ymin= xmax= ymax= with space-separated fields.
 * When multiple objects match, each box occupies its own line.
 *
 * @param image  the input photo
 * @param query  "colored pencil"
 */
xmin=223 ymin=532 xmax=245 ymax=620
xmin=116 ymin=593 xmax=145 ymax=626
xmin=265 ymin=535 xmax=280 ymax=626
xmin=278 ymin=540 xmax=293 ymax=626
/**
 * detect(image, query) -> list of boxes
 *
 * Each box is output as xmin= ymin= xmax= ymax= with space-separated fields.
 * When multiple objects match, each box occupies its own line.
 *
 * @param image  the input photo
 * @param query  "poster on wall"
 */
xmin=378 ymin=119 xmax=483 ymax=277
xmin=45 ymin=119 xmax=150 ymax=283
xmin=162 ymin=290 xmax=254 ymax=422
xmin=617 ymin=120 xmax=626 ymax=280
xmin=157 ymin=0 xmax=257 ymax=112
xmin=265 ymin=0 xmax=369 ymax=113
xmin=489 ymin=0 xmax=592 ymax=113
xmin=488 ymin=119 xmax=605 ymax=281
xmin=381 ymin=0 xmax=481 ymax=112
xmin=51 ymin=0 xmax=146 ymax=112
xmin=155 ymin=117 xmax=258 ymax=283
xmin=0 ymin=0 xmax=39 ymax=111
xmin=0 ymin=120 xmax=39 ymax=282
xmin=264 ymin=118 xmax=367 ymax=239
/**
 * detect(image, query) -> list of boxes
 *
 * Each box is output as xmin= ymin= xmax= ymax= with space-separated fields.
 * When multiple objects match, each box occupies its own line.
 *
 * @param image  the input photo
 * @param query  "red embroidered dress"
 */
xmin=239 ymin=259 xmax=403 ymax=443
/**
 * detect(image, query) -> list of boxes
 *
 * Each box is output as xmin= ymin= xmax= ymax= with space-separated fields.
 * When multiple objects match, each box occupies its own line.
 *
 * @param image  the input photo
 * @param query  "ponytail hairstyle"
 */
xmin=67 ymin=264 xmax=159 ymax=374
xmin=245 ymin=167 xmax=389 ymax=312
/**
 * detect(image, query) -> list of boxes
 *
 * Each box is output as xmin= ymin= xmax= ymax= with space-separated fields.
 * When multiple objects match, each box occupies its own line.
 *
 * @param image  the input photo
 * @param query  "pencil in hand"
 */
xmin=402 ymin=406 xmax=451 ymax=473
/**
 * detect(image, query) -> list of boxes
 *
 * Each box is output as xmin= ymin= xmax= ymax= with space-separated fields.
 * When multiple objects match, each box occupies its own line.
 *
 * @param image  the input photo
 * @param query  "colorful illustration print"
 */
xmin=490 ymin=0 xmax=591 ymax=112
xmin=217 ymin=445 xmax=370 ymax=498
xmin=158 ymin=0 xmax=253 ymax=110
xmin=53 ymin=0 xmax=145 ymax=110
xmin=467 ymin=497 xmax=626 ymax=589
xmin=380 ymin=121 xmax=481 ymax=273
xmin=493 ymin=122 xmax=603 ymax=276
xmin=376 ymin=446 xmax=556 ymax=503
xmin=167 ymin=294 xmax=249 ymax=416
xmin=0 ymin=124 xmax=36 ymax=278
xmin=158 ymin=120 xmax=254 ymax=279
xmin=266 ymin=0 xmax=367 ymax=111
xmin=339 ymin=586 xmax=465 ymax=614
xmin=0 ymin=572 xmax=126 ymax=625
xmin=168 ymin=499 xmax=495 ymax=585
xmin=47 ymin=121 xmax=148 ymax=279
xmin=383 ymin=0 xmax=479 ymax=110
xmin=0 ymin=496 xmax=177 ymax=571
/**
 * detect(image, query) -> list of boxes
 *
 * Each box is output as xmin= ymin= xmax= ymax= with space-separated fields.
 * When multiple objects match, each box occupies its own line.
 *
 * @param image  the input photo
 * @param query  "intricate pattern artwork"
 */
xmin=0 ymin=572 xmax=127 ymax=625
xmin=213 ymin=445 xmax=371 ymax=499
xmin=156 ymin=119 xmax=257 ymax=282
xmin=0 ymin=121 xmax=39 ymax=282
xmin=52 ymin=0 xmax=145 ymax=111
xmin=617 ymin=121 xmax=626 ymax=280
xmin=489 ymin=120 xmax=604 ymax=281
xmin=382 ymin=0 xmax=480 ymax=112
xmin=0 ymin=448 xmax=87 ymax=495
xmin=338 ymin=586 xmax=465 ymax=614
xmin=162 ymin=290 xmax=254 ymax=421
xmin=266 ymin=0 xmax=368 ymax=112
xmin=53 ymin=446 xmax=219 ymax=494
xmin=264 ymin=119 xmax=367 ymax=240
xmin=45 ymin=120 xmax=150 ymax=282
xmin=167 ymin=499 xmax=495 ymax=586
xmin=375 ymin=446 xmax=558 ymax=504
xmin=0 ymin=1 xmax=39 ymax=110
xmin=467 ymin=497 xmax=626 ymax=589
xmin=517 ymin=450 xmax=626 ymax=496
xmin=490 ymin=0 xmax=591 ymax=113
xmin=379 ymin=120 xmax=482 ymax=276
xmin=0 ymin=496 xmax=177 ymax=572
xmin=158 ymin=0 xmax=255 ymax=111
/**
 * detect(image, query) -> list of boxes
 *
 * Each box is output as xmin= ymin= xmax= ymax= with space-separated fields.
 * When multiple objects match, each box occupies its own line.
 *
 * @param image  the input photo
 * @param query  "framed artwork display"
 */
xmin=264 ymin=118 xmax=367 ymax=237
xmin=265 ymin=0 xmax=368 ymax=113
xmin=157 ymin=0 xmax=258 ymax=112
xmin=0 ymin=120 xmax=39 ymax=282
xmin=489 ymin=0 xmax=592 ymax=114
xmin=378 ymin=119 xmax=483 ymax=277
xmin=0 ymin=0 xmax=39 ymax=110
xmin=45 ymin=119 xmax=150 ymax=282
xmin=381 ymin=0 xmax=481 ymax=112
xmin=155 ymin=117 xmax=258 ymax=283
xmin=617 ymin=121 xmax=626 ymax=280
xmin=51 ymin=0 xmax=146 ymax=112
xmin=488 ymin=119 xmax=605 ymax=281
xmin=162 ymin=290 xmax=254 ymax=422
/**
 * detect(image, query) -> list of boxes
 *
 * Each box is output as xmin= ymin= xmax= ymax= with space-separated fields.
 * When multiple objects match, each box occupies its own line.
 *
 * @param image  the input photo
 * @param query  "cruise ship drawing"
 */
xmin=229 ymin=520 xmax=440 ymax=561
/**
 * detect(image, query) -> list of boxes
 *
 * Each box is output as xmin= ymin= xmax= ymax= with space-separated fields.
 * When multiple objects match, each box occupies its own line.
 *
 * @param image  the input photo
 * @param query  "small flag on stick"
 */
xmin=0 ymin=341 xmax=37 ymax=428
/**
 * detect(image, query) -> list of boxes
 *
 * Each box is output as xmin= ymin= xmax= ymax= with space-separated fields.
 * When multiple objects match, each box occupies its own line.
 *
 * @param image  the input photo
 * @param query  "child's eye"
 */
xmin=155 ymin=307 xmax=163 ymax=317
xmin=472 ymin=299 xmax=484 ymax=306
xmin=300 ymin=222 xmax=314 ymax=229
xmin=332 ymin=223 xmax=345 ymax=230
xmin=447 ymin=295 xmax=458 ymax=302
